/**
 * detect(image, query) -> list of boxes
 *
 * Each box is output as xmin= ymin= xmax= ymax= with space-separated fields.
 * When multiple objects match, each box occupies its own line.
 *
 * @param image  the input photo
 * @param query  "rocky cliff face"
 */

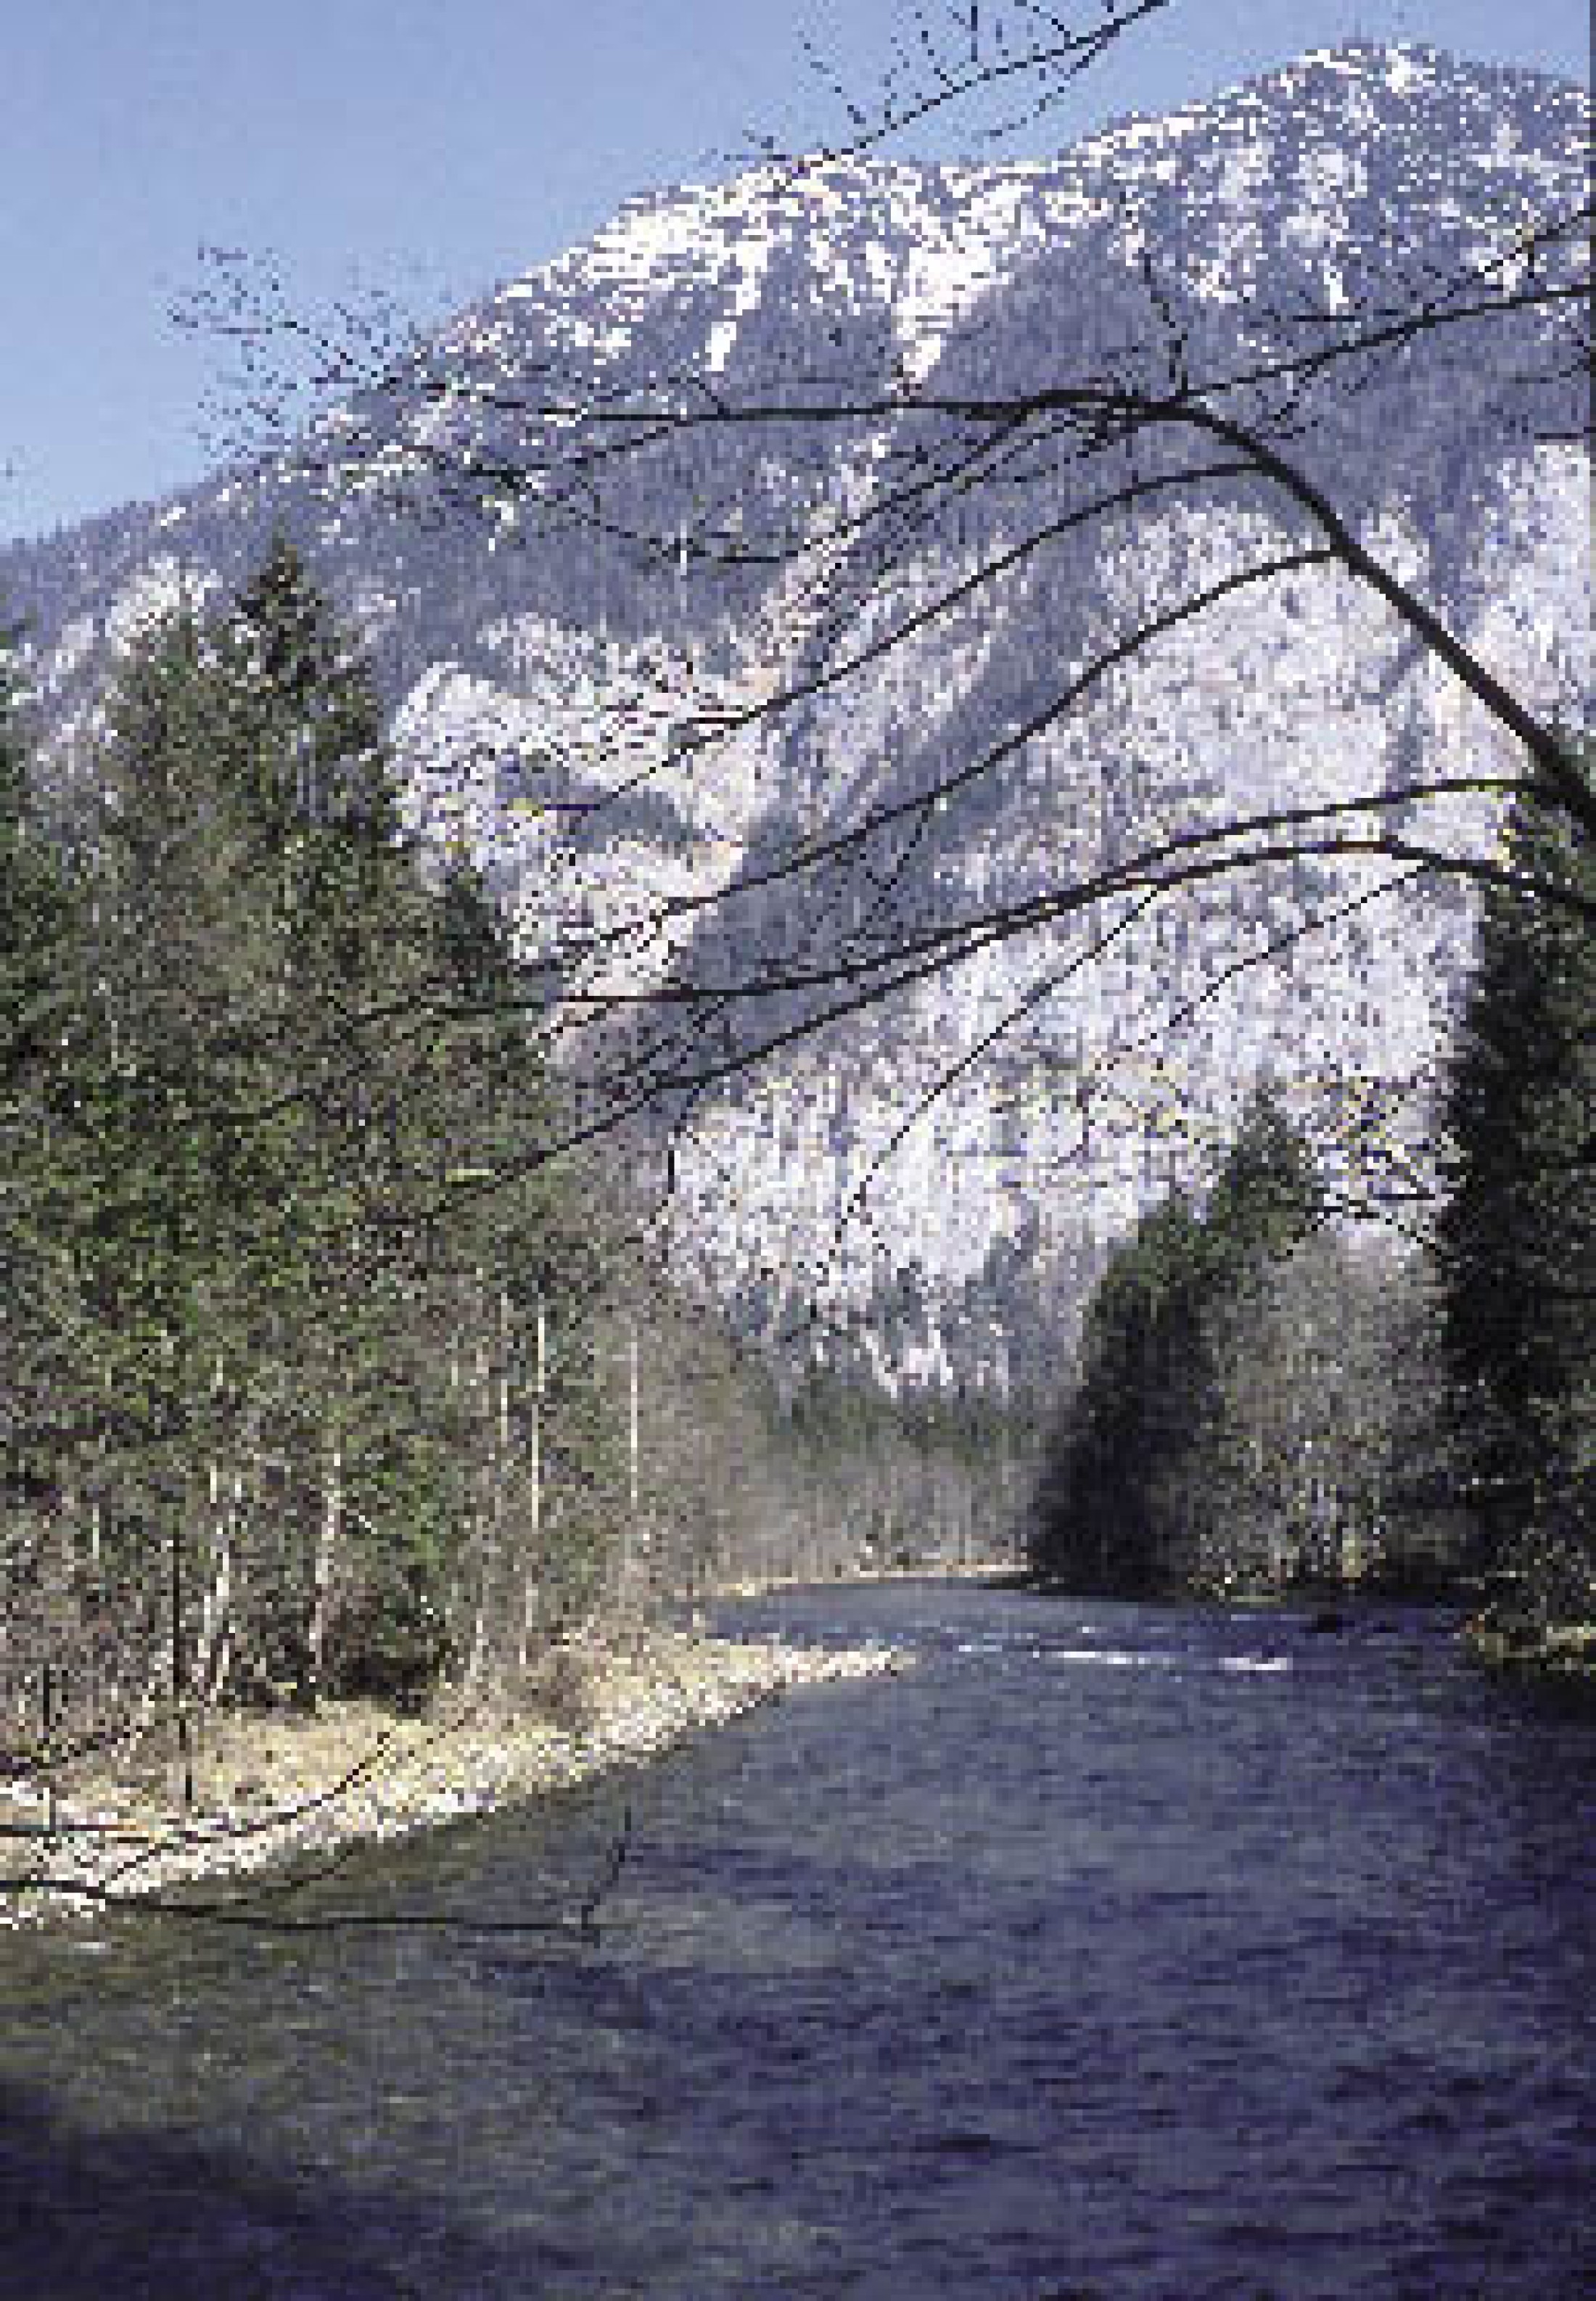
xmin=4 ymin=44 xmax=1589 ymax=1400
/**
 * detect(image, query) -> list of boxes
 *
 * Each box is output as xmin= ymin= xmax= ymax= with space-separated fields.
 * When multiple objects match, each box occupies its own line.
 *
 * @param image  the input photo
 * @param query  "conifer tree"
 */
xmin=218 ymin=543 xmax=440 ymax=1699
xmin=65 ymin=609 xmax=289 ymax=1730
xmin=0 ymin=614 xmax=81 ymax=1524
xmin=0 ymin=617 xmax=71 ymax=1087
xmin=6 ymin=541 xmax=641 ymax=1736
xmin=225 ymin=531 xmax=399 ymax=845
xmin=1435 ymin=739 xmax=1595 ymax=1618
xmin=419 ymin=845 xmax=628 ymax=1676
xmin=1031 ymin=1087 xmax=1325 ymax=1591
xmin=1203 ymin=1083 xmax=1327 ymax=1277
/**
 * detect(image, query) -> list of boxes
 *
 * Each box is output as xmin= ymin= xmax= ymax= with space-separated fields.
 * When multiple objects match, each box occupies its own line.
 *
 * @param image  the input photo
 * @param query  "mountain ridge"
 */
xmin=4 ymin=41 xmax=1589 ymax=1401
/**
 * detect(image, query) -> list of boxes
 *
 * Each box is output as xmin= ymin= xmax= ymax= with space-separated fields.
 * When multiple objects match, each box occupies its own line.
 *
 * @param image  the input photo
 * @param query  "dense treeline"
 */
xmin=1029 ymin=749 xmax=1595 ymax=1635
xmin=772 ymin=1368 xmax=1037 ymax=1579
xmin=1434 ymin=747 xmax=1595 ymax=1631
xmin=1 ymin=539 xmax=1037 ymax=1774
xmin=1030 ymin=1087 xmax=1365 ymax=1594
xmin=585 ymin=1291 xmax=1034 ymax=1598
xmin=1028 ymin=1089 xmax=1460 ymax=1601
xmin=2 ymin=544 xmax=925 ymax=1773
xmin=1 ymin=542 xmax=629 ymax=1748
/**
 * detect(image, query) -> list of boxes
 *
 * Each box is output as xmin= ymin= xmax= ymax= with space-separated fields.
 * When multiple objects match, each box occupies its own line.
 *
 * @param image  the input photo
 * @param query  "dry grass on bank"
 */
xmin=0 ymin=1629 xmax=910 ymax=1931
xmin=1461 ymin=1615 xmax=1596 ymax=1684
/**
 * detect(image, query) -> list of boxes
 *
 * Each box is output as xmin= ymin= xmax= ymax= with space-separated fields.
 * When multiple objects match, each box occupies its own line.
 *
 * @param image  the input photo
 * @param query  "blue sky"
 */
xmin=4 ymin=0 xmax=1588 ymax=545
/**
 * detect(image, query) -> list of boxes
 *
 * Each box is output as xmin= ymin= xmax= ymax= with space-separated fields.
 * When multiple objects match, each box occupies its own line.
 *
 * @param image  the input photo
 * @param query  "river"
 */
xmin=2 ymin=1581 xmax=1593 ymax=2300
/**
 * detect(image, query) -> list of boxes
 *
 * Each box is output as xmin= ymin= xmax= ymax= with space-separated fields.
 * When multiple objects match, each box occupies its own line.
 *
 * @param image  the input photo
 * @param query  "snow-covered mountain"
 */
xmin=4 ymin=43 xmax=1589 ymax=1399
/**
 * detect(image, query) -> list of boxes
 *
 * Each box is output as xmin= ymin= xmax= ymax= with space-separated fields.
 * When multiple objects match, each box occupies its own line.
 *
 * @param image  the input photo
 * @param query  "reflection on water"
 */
xmin=3 ymin=1584 xmax=1595 ymax=2300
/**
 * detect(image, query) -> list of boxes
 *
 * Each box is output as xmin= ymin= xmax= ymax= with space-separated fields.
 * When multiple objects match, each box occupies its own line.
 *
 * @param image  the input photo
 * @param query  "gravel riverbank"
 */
xmin=1460 ymin=1613 xmax=1596 ymax=1685
xmin=0 ymin=1631 xmax=910 ymax=1932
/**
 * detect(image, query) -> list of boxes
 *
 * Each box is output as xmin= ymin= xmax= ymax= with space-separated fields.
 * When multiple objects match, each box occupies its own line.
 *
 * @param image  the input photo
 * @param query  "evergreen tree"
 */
xmin=1191 ymin=1232 xmax=1457 ymax=1593
xmin=65 ymin=609 xmax=295 ymax=1724
xmin=422 ymin=847 xmax=629 ymax=1665
xmin=218 ymin=547 xmax=443 ymax=1700
xmin=1434 ymin=739 xmax=1595 ymax=1618
xmin=30 ymin=585 xmax=443 ymax=1712
xmin=1203 ymin=1082 xmax=1326 ymax=1275
xmin=0 ymin=614 xmax=83 ymax=1526
xmin=224 ymin=531 xmax=399 ymax=846
xmin=210 ymin=551 xmax=620 ymax=1700
xmin=4 ymin=538 xmax=665 ymax=1742
xmin=1032 ymin=1189 xmax=1212 ymax=1589
xmin=1031 ymin=1087 xmax=1325 ymax=1591
xmin=0 ymin=617 xmax=71 ymax=1086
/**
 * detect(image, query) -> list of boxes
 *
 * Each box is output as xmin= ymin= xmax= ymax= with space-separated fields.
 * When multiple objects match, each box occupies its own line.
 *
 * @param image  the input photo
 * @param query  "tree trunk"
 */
xmin=464 ymin=1283 xmax=501 ymax=1697
xmin=199 ymin=1454 xmax=243 ymax=1706
xmin=519 ymin=1301 xmax=545 ymax=1676
xmin=306 ymin=1437 xmax=342 ymax=1706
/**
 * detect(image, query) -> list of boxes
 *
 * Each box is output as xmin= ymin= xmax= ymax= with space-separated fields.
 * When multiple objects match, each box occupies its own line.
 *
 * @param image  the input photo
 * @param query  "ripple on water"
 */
xmin=5 ymin=1584 xmax=1596 ymax=2301
xmin=1043 ymin=1645 xmax=1180 ymax=1667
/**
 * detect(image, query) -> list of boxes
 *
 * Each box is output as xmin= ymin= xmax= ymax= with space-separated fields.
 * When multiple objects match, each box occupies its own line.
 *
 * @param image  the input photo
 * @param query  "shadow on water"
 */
xmin=4 ymin=1582 xmax=1595 ymax=2301
xmin=0 ymin=2074 xmax=551 ymax=2301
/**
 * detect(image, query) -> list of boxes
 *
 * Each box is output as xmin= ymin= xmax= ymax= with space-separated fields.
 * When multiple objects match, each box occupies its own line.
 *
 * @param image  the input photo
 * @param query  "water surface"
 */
xmin=2 ymin=1583 xmax=1593 ymax=2298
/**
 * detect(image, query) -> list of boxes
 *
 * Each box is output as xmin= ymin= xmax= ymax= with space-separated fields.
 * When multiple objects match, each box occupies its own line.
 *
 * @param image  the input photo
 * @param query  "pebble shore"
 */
xmin=0 ymin=1631 xmax=910 ymax=1932
xmin=1460 ymin=1615 xmax=1596 ymax=1684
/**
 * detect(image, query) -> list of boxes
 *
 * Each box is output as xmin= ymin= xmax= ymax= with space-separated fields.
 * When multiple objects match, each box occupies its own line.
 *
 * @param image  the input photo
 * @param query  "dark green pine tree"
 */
xmin=62 ymin=568 xmax=445 ymax=1710
xmin=63 ymin=609 xmax=293 ymax=1718
xmin=0 ymin=614 xmax=83 ymax=1518
xmin=218 ymin=542 xmax=453 ymax=1700
xmin=416 ymin=844 xmax=623 ymax=1674
xmin=1203 ymin=1082 xmax=1327 ymax=1276
xmin=0 ymin=617 xmax=72 ymax=1085
xmin=1030 ymin=1086 xmax=1325 ymax=1592
xmin=216 ymin=549 xmax=617 ymax=1699
xmin=74 ymin=610 xmax=263 ymax=1387
xmin=1031 ymin=1188 xmax=1212 ymax=1590
xmin=1434 ymin=741 xmax=1595 ymax=1618
xmin=13 ymin=539 xmax=639 ymax=1721
xmin=225 ymin=530 xmax=400 ymax=846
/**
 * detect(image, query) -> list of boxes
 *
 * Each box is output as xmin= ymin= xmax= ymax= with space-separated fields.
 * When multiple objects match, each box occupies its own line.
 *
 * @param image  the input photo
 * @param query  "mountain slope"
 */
xmin=4 ymin=42 xmax=1589 ymax=1398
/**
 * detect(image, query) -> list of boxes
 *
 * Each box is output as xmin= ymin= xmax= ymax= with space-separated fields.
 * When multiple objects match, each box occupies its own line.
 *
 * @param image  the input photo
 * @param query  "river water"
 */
xmin=2 ymin=1581 xmax=1593 ymax=2300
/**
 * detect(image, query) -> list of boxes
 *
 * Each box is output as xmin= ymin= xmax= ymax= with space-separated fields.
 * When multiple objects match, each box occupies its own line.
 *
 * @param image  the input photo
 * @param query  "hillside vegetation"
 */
xmin=1029 ymin=764 xmax=1595 ymax=1663
xmin=1 ymin=548 xmax=1000 ymax=1800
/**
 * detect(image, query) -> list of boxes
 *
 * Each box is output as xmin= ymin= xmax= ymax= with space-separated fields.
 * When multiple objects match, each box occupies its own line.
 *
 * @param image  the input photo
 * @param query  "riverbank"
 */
xmin=712 ymin=1560 xmax=1021 ymax=1597
xmin=1460 ymin=1613 xmax=1596 ymax=1687
xmin=0 ymin=1629 xmax=910 ymax=1932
